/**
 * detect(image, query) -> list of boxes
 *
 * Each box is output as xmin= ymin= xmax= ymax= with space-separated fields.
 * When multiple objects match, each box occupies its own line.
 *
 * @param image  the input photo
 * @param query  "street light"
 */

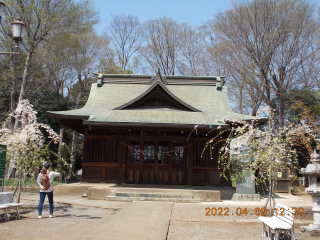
xmin=0 ymin=0 xmax=26 ymax=55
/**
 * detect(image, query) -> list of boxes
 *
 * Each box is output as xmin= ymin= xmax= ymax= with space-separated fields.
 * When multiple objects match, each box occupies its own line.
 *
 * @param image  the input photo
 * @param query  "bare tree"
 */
xmin=177 ymin=24 xmax=205 ymax=76
xmin=108 ymin=14 xmax=141 ymax=72
xmin=66 ymin=32 xmax=112 ymax=171
xmin=198 ymin=20 xmax=215 ymax=47
xmin=211 ymin=43 xmax=264 ymax=116
xmin=213 ymin=0 xmax=320 ymax=127
xmin=67 ymin=32 xmax=111 ymax=107
xmin=140 ymin=17 xmax=180 ymax=75
xmin=38 ymin=35 xmax=74 ymax=96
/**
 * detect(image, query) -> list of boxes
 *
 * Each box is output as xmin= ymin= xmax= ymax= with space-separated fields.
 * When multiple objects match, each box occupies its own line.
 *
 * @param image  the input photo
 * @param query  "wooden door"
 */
xmin=126 ymin=140 xmax=185 ymax=185
xmin=127 ymin=141 xmax=141 ymax=183
xmin=142 ymin=141 xmax=156 ymax=184
xmin=171 ymin=142 xmax=185 ymax=185
xmin=157 ymin=141 xmax=170 ymax=184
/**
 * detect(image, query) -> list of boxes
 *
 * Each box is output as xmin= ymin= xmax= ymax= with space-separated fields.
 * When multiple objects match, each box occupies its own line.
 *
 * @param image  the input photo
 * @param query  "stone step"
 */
xmin=106 ymin=196 xmax=201 ymax=203
xmin=115 ymin=192 xmax=193 ymax=199
xmin=115 ymin=188 xmax=186 ymax=194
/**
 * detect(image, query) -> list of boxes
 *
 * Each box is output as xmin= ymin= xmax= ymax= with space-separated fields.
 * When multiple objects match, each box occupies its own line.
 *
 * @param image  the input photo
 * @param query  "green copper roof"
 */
xmin=47 ymin=74 xmax=266 ymax=132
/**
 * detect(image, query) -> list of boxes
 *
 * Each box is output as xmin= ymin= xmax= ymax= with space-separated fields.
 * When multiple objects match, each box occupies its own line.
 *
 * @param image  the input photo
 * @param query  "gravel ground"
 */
xmin=167 ymin=221 xmax=319 ymax=240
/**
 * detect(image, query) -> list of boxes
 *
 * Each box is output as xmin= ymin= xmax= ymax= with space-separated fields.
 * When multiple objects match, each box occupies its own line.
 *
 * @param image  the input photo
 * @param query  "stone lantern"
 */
xmin=300 ymin=151 xmax=320 ymax=235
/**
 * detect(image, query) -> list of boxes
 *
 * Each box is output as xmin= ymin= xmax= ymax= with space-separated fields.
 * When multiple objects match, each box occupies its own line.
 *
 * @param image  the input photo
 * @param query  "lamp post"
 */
xmin=0 ymin=0 xmax=26 ymax=55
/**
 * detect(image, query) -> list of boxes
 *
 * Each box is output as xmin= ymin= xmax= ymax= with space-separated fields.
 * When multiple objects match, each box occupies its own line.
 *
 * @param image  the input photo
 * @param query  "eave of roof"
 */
xmin=82 ymin=120 xmax=230 ymax=130
xmin=47 ymin=74 xmax=267 ymax=132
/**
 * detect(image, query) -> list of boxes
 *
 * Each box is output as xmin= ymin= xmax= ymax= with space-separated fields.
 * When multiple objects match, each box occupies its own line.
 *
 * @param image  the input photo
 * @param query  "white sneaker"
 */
xmin=49 ymin=215 xmax=56 ymax=218
xmin=38 ymin=216 xmax=42 ymax=219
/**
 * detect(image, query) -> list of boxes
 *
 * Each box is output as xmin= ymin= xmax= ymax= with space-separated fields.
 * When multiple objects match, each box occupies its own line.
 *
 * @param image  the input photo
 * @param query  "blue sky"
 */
xmin=92 ymin=0 xmax=233 ymax=34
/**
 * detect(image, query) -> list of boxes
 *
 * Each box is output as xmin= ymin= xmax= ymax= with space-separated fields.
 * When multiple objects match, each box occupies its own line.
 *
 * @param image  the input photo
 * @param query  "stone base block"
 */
xmin=88 ymin=187 xmax=116 ymax=200
xmin=300 ymin=224 xmax=320 ymax=236
xmin=54 ymin=184 xmax=92 ymax=196
xmin=232 ymin=193 xmax=260 ymax=201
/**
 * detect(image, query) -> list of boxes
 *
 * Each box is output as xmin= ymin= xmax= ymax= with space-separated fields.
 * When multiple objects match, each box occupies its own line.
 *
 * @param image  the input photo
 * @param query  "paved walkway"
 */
xmin=16 ymin=191 xmax=315 ymax=240
xmin=80 ymin=201 xmax=173 ymax=240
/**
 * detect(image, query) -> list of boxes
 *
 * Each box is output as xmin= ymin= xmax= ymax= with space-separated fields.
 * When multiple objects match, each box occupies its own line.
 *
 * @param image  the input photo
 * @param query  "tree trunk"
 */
xmin=69 ymin=75 xmax=84 ymax=175
xmin=9 ymin=51 xmax=17 ymax=131
xmin=12 ymin=173 xmax=21 ymax=203
xmin=6 ymin=153 xmax=15 ymax=179
xmin=14 ymin=52 xmax=32 ymax=131
xmin=239 ymin=85 xmax=244 ymax=114
xmin=264 ymin=158 xmax=276 ymax=215
xmin=277 ymin=67 xmax=286 ymax=127
xmin=58 ymin=126 xmax=64 ymax=179
xmin=278 ymin=93 xmax=285 ymax=128
xmin=58 ymin=126 xmax=64 ymax=156
xmin=71 ymin=131 xmax=79 ymax=172
xmin=17 ymin=177 xmax=21 ymax=203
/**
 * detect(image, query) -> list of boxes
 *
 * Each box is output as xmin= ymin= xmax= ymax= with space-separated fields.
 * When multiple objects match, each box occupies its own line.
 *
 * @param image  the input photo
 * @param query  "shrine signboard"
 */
xmin=236 ymin=170 xmax=255 ymax=194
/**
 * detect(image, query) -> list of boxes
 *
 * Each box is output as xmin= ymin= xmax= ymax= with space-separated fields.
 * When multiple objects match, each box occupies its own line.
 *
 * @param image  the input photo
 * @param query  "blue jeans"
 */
xmin=38 ymin=191 xmax=54 ymax=215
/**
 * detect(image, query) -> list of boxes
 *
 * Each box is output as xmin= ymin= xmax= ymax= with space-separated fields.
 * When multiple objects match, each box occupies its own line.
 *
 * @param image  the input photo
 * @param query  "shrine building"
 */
xmin=47 ymin=73 xmax=266 ymax=187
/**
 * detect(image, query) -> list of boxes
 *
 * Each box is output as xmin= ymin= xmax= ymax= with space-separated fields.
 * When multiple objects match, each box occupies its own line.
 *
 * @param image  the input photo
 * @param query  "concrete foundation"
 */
xmin=54 ymin=183 xmax=102 ymax=196
xmin=54 ymin=183 xmax=222 ymax=202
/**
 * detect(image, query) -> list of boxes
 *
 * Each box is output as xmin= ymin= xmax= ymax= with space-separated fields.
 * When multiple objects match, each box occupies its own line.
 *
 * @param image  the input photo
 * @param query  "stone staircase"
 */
xmin=106 ymin=188 xmax=202 ymax=203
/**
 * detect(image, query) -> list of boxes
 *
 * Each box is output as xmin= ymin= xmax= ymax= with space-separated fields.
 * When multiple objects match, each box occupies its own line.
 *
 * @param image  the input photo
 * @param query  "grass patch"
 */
xmin=291 ymin=186 xmax=305 ymax=194
xmin=232 ymin=178 xmax=237 ymax=187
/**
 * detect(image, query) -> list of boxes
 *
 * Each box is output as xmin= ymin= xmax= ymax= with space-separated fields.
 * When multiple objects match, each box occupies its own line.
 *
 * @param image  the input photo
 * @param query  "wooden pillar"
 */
xmin=125 ymin=140 xmax=130 ymax=183
xmin=83 ymin=135 xmax=87 ymax=163
xmin=102 ymin=166 xmax=106 ymax=181
xmin=183 ymin=142 xmax=186 ymax=184
xmin=118 ymin=135 xmax=124 ymax=185
xmin=139 ymin=141 xmax=144 ymax=183
xmin=169 ymin=141 xmax=173 ymax=185
xmin=155 ymin=141 xmax=159 ymax=184
xmin=82 ymin=167 xmax=86 ymax=182
xmin=187 ymin=138 xmax=193 ymax=187
xmin=81 ymin=135 xmax=87 ymax=182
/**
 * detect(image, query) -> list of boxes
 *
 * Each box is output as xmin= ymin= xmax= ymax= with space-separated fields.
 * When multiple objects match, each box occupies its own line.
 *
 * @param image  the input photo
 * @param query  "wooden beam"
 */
xmin=82 ymin=163 xmax=120 ymax=167
xmin=124 ymin=135 xmax=188 ymax=142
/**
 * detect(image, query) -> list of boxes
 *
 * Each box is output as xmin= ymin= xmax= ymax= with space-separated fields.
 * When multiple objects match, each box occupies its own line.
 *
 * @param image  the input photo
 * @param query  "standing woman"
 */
xmin=37 ymin=162 xmax=60 ymax=218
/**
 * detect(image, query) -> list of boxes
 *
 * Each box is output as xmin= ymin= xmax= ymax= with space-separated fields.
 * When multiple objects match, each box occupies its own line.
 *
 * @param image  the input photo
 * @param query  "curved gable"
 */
xmin=114 ymin=81 xmax=201 ymax=112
